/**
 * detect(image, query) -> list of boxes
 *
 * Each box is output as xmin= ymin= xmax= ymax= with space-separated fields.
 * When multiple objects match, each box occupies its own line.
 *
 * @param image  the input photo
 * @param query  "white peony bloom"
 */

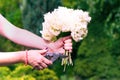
xmin=40 ymin=30 xmax=54 ymax=41
xmin=71 ymin=27 xmax=88 ymax=42
xmin=41 ymin=6 xmax=91 ymax=42
xmin=40 ymin=6 xmax=91 ymax=70
xmin=40 ymin=23 xmax=55 ymax=41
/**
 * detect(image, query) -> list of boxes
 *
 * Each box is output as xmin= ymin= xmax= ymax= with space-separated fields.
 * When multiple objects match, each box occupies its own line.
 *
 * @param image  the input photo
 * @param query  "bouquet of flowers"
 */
xmin=40 ymin=6 xmax=91 ymax=71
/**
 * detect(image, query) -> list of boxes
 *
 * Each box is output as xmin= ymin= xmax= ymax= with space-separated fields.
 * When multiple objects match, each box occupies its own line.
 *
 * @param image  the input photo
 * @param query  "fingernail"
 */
xmin=45 ymin=47 xmax=48 ymax=50
xmin=43 ymin=47 xmax=48 ymax=51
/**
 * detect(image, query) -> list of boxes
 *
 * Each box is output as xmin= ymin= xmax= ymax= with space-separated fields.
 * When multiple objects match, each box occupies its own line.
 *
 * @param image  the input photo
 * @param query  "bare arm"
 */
xmin=0 ymin=14 xmax=48 ymax=49
xmin=0 ymin=14 xmax=73 ymax=54
xmin=0 ymin=51 xmax=25 ymax=66
xmin=0 ymin=50 xmax=52 ymax=69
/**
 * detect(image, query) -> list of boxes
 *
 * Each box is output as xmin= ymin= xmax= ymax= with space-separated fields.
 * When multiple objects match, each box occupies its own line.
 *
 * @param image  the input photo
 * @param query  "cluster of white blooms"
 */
xmin=40 ymin=6 xmax=91 ymax=42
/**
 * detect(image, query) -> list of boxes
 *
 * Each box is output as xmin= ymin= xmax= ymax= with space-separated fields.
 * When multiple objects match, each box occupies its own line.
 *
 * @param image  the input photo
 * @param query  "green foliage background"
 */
xmin=0 ymin=0 xmax=120 ymax=80
xmin=0 ymin=0 xmax=59 ymax=80
xmin=21 ymin=0 xmax=62 ymax=35
xmin=0 ymin=0 xmax=23 ymax=52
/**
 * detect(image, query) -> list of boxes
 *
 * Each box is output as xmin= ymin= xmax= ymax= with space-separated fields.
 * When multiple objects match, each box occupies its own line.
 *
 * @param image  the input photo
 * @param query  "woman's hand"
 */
xmin=64 ymin=39 xmax=72 ymax=53
xmin=47 ymin=36 xmax=72 ymax=54
xmin=25 ymin=50 xmax=52 ymax=70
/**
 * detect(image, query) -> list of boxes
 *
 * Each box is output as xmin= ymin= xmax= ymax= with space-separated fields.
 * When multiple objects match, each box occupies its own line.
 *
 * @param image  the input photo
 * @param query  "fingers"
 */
xmin=34 ymin=49 xmax=48 ymax=55
xmin=38 ymin=62 xmax=48 ymax=69
xmin=37 ymin=55 xmax=52 ymax=68
xmin=55 ymin=36 xmax=72 ymax=47
xmin=64 ymin=39 xmax=72 ymax=43
xmin=32 ymin=57 xmax=52 ymax=70
xmin=58 ymin=48 xmax=65 ymax=54
xmin=33 ymin=65 xmax=43 ymax=70
xmin=27 ymin=50 xmax=52 ymax=70
xmin=33 ymin=49 xmax=48 ymax=56
xmin=51 ymin=36 xmax=72 ymax=53
xmin=61 ymin=36 xmax=72 ymax=41
xmin=64 ymin=39 xmax=72 ymax=52
xmin=42 ymin=57 xmax=52 ymax=65
xmin=35 ymin=56 xmax=52 ymax=70
xmin=38 ymin=49 xmax=47 ymax=53
xmin=64 ymin=44 xmax=72 ymax=50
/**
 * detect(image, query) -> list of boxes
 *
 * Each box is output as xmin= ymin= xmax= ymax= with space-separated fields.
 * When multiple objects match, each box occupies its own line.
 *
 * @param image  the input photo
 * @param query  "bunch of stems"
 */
xmin=61 ymin=50 xmax=73 ymax=72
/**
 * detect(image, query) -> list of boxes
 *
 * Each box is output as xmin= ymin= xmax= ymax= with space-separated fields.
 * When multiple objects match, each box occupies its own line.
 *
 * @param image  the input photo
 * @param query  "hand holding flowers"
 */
xmin=46 ymin=36 xmax=72 ymax=54
xmin=40 ymin=6 xmax=91 ymax=71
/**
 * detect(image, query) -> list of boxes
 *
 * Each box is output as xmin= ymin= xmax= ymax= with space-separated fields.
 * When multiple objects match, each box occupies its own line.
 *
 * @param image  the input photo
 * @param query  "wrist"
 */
xmin=38 ymin=38 xmax=54 ymax=52
xmin=19 ymin=51 xmax=26 ymax=63
xmin=25 ymin=50 xmax=28 ymax=65
xmin=47 ymin=44 xmax=55 ymax=53
xmin=40 ymin=38 xmax=50 ymax=49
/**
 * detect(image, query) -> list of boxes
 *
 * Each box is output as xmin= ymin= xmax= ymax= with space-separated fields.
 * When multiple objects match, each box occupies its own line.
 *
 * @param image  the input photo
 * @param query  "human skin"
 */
xmin=0 ymin=14 xmax=72 ymax=69
xmin=0 ymin=50 xmax=52 ymax=70
xmin=0 ymin=14 xmax=72 ymax=53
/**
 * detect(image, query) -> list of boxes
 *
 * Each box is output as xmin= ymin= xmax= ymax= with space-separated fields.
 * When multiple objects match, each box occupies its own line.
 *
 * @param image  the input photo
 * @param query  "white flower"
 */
xmin=71 ymin=26 xmax=88 ymax=42
xmin=40 ymin=6 xmax=91 ymax=70
xmin=40 ymin=30 xmax=53 ymax=41
xmin=43 ymin=12 xmax=62 ymax=36
xmin=40 ymin=22 xmax=55 ymax=41
xmin=41 ymin=6 xmax=91 ymax=42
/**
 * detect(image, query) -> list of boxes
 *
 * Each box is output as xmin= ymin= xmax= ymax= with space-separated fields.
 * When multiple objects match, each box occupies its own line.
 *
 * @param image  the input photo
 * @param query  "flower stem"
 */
xmin=61 ymin=50 xmax=73 ymax=71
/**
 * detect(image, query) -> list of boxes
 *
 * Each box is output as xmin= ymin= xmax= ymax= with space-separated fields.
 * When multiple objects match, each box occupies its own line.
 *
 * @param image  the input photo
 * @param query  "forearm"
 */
xmin=0 ymin=14 xmax=48 ymax=49
xmin=7 ymin=27 xmax=48 ymax=49
xmin=0 ymin=51 xmax=25 ymax=66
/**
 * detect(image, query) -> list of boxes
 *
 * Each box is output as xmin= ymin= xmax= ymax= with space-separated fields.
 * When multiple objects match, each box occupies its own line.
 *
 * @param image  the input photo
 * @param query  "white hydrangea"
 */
xmin=71 ymin=27 xmax=88 ymax=42
xmin=40 ymin=6 xmax=91 ymax=42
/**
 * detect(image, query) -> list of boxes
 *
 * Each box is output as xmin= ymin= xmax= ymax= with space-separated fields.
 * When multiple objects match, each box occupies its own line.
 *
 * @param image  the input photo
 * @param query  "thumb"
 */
xmin=37 ymin=50 xmax=48 ymax=55
xmin=55 ymin=36 xmax=71 ymax=47
xmin=61 ymin=36 xmax=72 ymax=41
